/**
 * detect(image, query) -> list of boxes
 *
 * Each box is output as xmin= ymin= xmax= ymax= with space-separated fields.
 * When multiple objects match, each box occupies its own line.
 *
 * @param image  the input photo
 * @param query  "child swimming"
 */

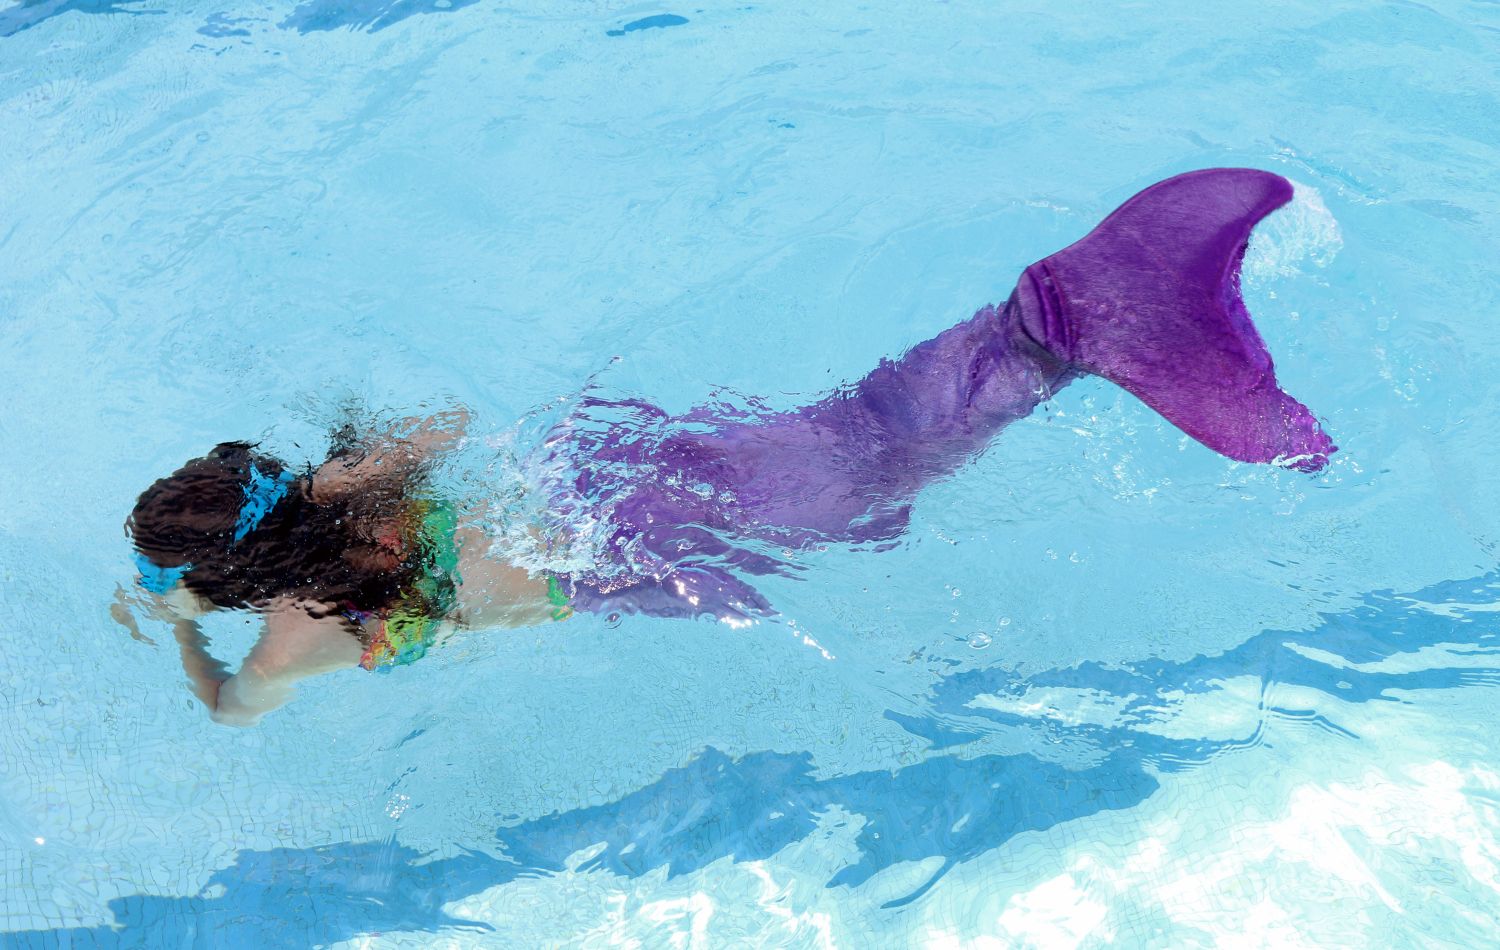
xmin=123 ymin=169 xmax=1336 ymax=726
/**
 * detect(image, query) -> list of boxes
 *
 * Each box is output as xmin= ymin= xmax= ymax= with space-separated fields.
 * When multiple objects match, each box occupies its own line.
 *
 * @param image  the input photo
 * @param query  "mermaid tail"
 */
xmin=1012 ymin=167 xmax=1334 ymax=470
xmin=566 ymin=169 xmax=1334 ymax=620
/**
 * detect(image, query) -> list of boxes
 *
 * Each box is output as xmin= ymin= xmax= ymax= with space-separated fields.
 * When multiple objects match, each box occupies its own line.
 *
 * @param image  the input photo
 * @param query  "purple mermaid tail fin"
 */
xmin=1011 ymin=168 xmax=1335 ymax=471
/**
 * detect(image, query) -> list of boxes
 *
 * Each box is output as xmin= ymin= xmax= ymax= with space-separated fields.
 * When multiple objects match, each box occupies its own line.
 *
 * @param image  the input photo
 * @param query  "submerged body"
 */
xmin=123 ymin=169 xmax=1335 ymax=725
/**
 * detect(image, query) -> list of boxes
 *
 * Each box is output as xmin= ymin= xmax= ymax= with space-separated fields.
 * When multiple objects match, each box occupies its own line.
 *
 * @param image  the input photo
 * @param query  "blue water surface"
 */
xmin=3 ymin=1 xmax=1500 ymax=946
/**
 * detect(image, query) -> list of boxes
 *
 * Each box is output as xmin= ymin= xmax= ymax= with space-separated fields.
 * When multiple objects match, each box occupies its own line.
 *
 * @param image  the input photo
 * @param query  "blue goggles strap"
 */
xmin=233 ymin=464 xmax=295 ymax=543
xmin=134 ymin=552 xmax=192 ymax=595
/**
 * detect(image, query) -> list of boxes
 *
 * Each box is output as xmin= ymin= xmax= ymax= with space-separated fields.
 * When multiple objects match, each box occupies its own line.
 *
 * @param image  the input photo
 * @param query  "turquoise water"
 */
xmin=4 ymin=1 xmax=1500 ymax=945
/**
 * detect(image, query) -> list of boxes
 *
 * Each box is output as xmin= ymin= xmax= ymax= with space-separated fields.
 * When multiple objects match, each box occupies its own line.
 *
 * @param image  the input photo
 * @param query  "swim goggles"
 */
xmin=133 ymin=552 xmax=191 ymax=595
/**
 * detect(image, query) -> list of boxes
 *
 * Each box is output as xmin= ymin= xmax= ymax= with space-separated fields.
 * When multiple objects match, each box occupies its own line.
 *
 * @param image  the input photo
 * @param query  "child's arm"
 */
xmin=312 ymin=409 xmax=469 ymax=502
xmin=111 ymin=581 xmax=231 ymax=709
xmin=163 ymin=597 xmax=363 ymax=727
xmin=209 ymin=607 xmax=364 ymax=727
xmin=172 ymin=618 xmax=231 ymax=710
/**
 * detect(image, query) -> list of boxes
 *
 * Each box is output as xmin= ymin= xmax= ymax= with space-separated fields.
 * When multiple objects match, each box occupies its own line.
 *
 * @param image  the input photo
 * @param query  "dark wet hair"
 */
xmin=127 ymin=442 xmax=414 ymax=618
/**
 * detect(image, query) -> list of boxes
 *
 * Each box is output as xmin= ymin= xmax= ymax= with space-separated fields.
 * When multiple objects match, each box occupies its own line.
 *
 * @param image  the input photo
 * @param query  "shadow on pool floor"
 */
xmin=6 ymin=570 xmax=1497 ymax=946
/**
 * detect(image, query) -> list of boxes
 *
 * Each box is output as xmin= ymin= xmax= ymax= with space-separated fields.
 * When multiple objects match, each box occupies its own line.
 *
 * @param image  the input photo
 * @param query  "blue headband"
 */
xmin=233 ymin=464 xmax=295 ymax=543
xmin=134 ymin=461 xmax=294 ymax=595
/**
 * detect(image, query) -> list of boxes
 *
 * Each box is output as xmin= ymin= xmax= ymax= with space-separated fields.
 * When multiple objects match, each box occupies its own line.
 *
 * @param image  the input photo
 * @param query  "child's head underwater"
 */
xmin=127 ymin=442 xmax=411 ymax=617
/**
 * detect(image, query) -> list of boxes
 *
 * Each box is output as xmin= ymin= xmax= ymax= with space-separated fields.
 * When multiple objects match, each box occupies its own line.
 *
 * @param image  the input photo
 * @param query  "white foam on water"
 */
xmin=1242 ymin=181 xmax=1344 ymax=287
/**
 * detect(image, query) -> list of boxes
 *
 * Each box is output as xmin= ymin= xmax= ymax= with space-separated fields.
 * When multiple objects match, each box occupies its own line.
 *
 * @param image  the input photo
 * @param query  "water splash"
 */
xmin=443 ymin=387 xmax=809 ymax=620
xmin=1242 ymin=180 xmax=1344 ymax=286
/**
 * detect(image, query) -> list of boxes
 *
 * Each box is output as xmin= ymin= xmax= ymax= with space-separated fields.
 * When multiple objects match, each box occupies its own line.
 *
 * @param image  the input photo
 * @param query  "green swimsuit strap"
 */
xmin=546 ymin=573 xmax=573 ymax=622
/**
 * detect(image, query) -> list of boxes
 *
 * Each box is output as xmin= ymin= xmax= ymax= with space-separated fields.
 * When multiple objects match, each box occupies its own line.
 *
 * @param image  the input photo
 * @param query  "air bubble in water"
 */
xmin=968 ymin=632 xmax=992 ymax=649
xmin=605 ymin=612 xmax=622 ymax=629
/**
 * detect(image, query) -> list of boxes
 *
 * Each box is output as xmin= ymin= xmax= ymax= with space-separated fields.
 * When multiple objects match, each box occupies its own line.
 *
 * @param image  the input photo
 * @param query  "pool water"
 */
xmin=4 ymin=1 xmax=1500 ymax=946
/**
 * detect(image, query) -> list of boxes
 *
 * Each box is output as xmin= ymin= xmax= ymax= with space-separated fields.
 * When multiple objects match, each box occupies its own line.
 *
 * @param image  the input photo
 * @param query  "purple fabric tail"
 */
xmin=1013 ymin=168 xmax=1334 ymax=469
xmin=565 ymin=168 xmax=1334 ymax=621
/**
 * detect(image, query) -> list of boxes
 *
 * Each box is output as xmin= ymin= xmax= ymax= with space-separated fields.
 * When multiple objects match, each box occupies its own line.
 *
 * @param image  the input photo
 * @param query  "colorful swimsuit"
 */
xmin=356 ymin=499 xmax=462 ymax=671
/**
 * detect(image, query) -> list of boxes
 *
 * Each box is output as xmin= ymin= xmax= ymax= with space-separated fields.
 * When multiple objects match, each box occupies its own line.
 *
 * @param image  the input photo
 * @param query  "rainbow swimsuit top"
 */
xmin=355 ymin=499 xmax=462 ymax=672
